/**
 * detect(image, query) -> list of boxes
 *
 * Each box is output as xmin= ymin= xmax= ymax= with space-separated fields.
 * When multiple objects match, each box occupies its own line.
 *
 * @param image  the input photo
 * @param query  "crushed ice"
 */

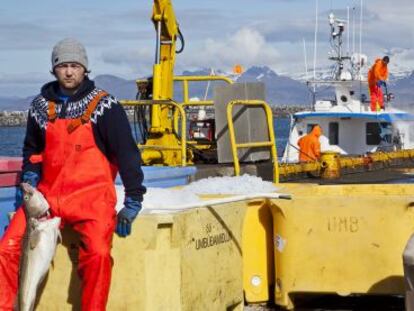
xmin=115 ymin=174 xmax=279 ymax=213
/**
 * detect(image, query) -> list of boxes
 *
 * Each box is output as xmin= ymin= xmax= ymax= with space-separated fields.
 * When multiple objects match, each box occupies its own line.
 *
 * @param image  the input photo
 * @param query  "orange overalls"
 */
xmin=0 ymin=92 xmax=117 ymax=310
xmin=297 ymin=125 xmax=322 ymax=162
xmin=368 ymin=58 xmax=388 ymax=112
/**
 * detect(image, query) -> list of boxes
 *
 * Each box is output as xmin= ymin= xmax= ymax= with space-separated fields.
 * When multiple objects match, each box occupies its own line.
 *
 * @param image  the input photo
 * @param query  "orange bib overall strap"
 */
xmin=67 ymin=91 xmax=108 ymax=133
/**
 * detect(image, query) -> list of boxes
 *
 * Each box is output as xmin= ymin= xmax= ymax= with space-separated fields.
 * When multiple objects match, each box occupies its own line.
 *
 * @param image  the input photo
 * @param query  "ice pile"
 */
xmin=115 ymin=186 xmax=201 ymax=213
xmin=183 ymin=174 xmax=278 ymax=194
xmin=115 ymin=174 xmax=279 ymax=214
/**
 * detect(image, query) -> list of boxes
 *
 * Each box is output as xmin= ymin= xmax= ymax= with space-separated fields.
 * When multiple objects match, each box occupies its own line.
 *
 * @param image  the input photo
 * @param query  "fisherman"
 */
xmin=367 ymin=56 xmax=389 ymax=112
xmin=0 ymin=38 xmax=146 ymax=310
xmin=297 ymin=125 xmax=322 ymax=162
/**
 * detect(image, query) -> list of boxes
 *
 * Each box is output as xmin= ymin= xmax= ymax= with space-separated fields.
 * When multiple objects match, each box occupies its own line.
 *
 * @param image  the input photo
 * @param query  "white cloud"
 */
xmin=99 ymin=47 xmax=154 ymax=78
xmin=2 ymin=0 xmax=414 ymax=97
xmin=178 ymin=28 xmax=281 ymax=72
xmin=386 ymin=48 xmax=414 ymax=76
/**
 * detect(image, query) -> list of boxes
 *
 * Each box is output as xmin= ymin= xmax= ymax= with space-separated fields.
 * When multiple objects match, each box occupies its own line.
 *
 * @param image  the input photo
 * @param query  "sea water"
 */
xmin=0 ymin=117 xmax=291 ymax=157
xmin=0 ymin=127 xmax=26 ymax=156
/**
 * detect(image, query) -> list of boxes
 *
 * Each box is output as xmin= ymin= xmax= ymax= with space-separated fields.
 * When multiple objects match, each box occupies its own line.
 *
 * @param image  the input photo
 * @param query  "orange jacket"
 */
xmin=368 ymin=58 xmax=388 ymax=88
xmin=297 ymin=125 xmax=322 ymax=162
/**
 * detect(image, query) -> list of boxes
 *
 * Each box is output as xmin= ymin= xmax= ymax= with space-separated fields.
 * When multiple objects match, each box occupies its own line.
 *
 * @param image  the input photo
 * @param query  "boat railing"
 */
xmin=226 ymin=100 xmax=279 ymax=183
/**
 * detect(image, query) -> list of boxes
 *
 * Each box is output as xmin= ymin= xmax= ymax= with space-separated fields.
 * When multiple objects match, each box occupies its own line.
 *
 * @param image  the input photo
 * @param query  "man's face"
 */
xmin=54 ymin=63 xmax=86 ymax=91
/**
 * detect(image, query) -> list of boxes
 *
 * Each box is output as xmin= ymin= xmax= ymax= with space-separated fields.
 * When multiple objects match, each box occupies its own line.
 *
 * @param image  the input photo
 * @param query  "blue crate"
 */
xmin=116 ymin=166 xmax=197 ymax=188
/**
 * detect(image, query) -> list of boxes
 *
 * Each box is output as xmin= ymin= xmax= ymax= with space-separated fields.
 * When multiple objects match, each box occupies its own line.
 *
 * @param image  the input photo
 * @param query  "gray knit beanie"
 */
xmin=51 ymin=38 xmax=88 ymax=71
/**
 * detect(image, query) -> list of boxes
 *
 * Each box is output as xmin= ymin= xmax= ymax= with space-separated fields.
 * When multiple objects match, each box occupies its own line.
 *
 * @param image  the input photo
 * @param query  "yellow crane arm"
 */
xmin=152 ymin=0 xmax=179 ymax=101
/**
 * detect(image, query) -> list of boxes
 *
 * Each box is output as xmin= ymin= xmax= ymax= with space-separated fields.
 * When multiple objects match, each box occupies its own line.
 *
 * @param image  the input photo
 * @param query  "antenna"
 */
xmin=347 ymin=6 xmax=350 ymax=56
xmin=359 ymin=0 xmax=363 ymax=78
xmin=203 ymin=68 xmax=215 ymax=101
xmin=359 ymin=0 xmax=363 ymax=58
xmin=311 ymin=0 xmax=319 ymax=110
xmin=313 ymin=0 xmax=318 ymax=83
xmin=303 ymin=38 xmax=309 ymax=79
xmin=352 ymin=6 xmax=356 ymax=54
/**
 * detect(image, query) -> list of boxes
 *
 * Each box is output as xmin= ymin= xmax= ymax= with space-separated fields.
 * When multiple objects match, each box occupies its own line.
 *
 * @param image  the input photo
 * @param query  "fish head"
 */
xmin=21 ymin=183 xmax=49 ymax=218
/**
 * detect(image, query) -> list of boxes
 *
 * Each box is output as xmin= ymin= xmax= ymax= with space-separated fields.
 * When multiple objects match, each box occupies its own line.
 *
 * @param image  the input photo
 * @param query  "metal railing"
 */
xmin=173 ymin=75 xmax=233 ymax=106
xmin=226 ymin=100 xmax=279 ymax=183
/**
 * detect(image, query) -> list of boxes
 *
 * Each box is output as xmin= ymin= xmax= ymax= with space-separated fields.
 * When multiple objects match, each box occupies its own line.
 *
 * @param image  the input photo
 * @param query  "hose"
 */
xmin=176 ymin=27 xmax=185 ymax=54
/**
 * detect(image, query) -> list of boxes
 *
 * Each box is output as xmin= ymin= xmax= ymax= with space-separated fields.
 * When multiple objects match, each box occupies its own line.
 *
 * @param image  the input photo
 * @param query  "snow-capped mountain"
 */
xmin=1 ymin=66 xmax=413 ymax=110
xmin=181 ymin=66 xmax=310 ymax=106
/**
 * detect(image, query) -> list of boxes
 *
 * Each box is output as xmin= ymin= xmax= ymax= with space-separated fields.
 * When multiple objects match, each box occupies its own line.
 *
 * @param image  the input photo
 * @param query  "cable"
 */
xmin=133 ymin=92 xmax=149 ymax=144
xmin=176 ymin=27 xmax=185 ymax=54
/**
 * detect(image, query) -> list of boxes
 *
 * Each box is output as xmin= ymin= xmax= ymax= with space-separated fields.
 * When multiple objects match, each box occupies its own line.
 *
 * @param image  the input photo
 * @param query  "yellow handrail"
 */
xmin=173 ymin=75 xmax=234 ymax=106
xmin=120 ymin=99 xmax=187 ymax=166
xmin=172 ymin=75 xmax=233 ymax=144
xmin=226 ymin=100 xmax=279 ymax=183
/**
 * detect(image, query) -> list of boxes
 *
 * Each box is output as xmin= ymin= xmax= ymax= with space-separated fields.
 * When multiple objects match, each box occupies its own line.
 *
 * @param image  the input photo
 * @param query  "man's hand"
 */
xmin=116 ymin=196 xmax=142 ymax=237
xmin=15 ymin=171 xmax=40 ymax=208
xmin=377 ymin=80 xmax=386 ymax=87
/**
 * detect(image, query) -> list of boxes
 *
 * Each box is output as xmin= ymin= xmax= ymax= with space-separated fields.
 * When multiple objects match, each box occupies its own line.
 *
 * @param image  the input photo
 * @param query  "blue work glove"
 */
xmin=376 ymin=80 xmax=386 ymax=87
xmin=15 ymin=171 xmax=40 ymax=208
xmin=116 ymin=196 xmax=142 ymax=237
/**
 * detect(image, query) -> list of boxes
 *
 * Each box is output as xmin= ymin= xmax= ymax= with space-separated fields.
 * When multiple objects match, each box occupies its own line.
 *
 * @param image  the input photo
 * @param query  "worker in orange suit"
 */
xmin=367 ymin=56 xmax=389 ymax=112
xmin=0 ymin=38 xmax=146 ymax=310
xmin=297 ymin=125 xmax=322 ymax=162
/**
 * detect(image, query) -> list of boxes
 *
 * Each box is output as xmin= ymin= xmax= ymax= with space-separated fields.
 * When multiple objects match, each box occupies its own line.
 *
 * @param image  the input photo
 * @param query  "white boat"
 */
xmin=282 ymin=12 xmax=414 ymax=163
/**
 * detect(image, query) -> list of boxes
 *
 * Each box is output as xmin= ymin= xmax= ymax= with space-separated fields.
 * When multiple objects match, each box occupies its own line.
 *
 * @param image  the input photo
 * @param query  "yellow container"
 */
xmin=36 ymin=200 xmax=248 ymax=310
xmin=270 ymin=183 xmax=414 ymax=309
xmin=242 ymin=200 xmax=274 ymax=303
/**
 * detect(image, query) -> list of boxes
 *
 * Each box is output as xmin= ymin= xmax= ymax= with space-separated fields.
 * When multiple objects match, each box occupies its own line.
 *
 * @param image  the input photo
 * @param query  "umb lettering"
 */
xmin=327 ymin=216 xmax=360 ymax=233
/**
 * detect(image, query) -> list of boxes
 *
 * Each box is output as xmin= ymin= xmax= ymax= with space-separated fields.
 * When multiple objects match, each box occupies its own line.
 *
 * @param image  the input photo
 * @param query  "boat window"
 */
xmin=340 ymin=95 xmax=348 ymax=102
xmin=329 ymin=122 xmax=339 ymax=145
xmin=366 ymin=122 xmax=391 ymax=145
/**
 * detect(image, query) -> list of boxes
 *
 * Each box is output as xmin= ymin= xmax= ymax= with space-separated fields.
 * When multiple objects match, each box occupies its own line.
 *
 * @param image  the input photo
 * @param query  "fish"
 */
xmin=20 ymin=183 xmax=49 ymax=218
xmin=18 ymin=183 xmax=61 ymax=311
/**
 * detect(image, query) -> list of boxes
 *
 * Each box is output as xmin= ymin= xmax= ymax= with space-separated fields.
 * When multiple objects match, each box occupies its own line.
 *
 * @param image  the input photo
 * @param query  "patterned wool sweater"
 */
xmin=22 ymin=78 xmax=146 ymax=202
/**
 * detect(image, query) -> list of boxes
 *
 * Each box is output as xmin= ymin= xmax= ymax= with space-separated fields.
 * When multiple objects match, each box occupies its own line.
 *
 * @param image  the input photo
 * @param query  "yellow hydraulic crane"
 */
xmin=138 ymin=0 xmax=185 ymax=166
xmin=122 ymin=0 xmax=277 ymax=178
xmin=151 ymin=0 xmax=178 ymax=105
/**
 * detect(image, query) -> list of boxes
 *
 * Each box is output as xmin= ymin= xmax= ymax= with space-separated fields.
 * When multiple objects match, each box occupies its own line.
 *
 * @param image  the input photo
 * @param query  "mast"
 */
xmin=328 ymin=11 xmax=350 ymax=80
xmin=312 ymin=0 xmax=319 ymax=109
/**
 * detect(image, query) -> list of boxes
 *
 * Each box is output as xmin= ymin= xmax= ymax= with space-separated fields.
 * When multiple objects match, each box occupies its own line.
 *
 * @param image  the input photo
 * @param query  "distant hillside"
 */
xmin=0 ymin=96 xmax=33 ymax=111
xmin=1 ymin=67 xmax=413 ymax=111
xmin=180 ymin=66 xmax=310 ymax=106
xmin=94 ymin=75 xmax=138 ymax=100
xmin=237 ymin=66 xmax=310 ymax=106
xmin=391 ymin=71 xmax=414 ymax=106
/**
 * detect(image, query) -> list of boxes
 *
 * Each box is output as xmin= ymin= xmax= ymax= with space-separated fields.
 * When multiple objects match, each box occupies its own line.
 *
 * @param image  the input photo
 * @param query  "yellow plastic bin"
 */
xmin=36 ymin=199 xmax=247 ymax=310
xmin=270 ymin=183 xmax=414 ymax=309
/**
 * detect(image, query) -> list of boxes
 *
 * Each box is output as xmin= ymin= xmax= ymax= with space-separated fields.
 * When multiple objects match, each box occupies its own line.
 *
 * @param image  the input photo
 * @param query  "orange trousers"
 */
xmin=369 ymin=84 xmax=384 ymax=112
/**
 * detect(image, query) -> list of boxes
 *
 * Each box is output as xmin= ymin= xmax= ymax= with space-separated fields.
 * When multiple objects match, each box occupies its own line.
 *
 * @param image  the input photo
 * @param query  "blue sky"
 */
xmin=1 ymin=0 xmax=413 ymax=96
